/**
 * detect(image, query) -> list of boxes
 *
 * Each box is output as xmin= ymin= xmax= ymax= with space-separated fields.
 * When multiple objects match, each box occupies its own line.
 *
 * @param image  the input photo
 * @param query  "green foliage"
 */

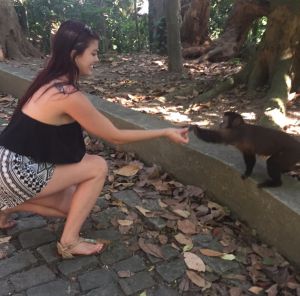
xmin=209 ymin=0 xmax=233 ymax=39
xmin=15 ymin=0 xmax=148 ymax=54
xmin=210 ymin=0 xmax=267 ymax=46
xmin=247 ymin=17 xmax=267 ymax=44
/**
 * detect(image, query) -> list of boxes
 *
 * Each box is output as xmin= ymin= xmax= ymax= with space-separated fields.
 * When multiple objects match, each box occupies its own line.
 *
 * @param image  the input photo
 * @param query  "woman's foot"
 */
xmin=0 ymin=212 xmax=17 ymax=229
xmin=57 ymin=237 xmax=108 ymax=259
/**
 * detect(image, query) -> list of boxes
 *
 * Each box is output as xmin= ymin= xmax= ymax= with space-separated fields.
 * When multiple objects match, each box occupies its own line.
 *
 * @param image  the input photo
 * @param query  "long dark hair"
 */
xmin=16 ymin=20 xmax=99 ymax=112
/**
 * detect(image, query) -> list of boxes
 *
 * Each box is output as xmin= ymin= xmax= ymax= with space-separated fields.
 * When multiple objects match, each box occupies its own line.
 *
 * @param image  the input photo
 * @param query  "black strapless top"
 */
xmin=0 ymin=111 xmax=86 ymax=164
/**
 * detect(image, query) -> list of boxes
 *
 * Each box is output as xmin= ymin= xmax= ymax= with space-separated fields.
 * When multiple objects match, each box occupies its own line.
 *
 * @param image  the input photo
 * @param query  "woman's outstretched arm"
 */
xmin=64 ymin=92 xmax=189 ymax=145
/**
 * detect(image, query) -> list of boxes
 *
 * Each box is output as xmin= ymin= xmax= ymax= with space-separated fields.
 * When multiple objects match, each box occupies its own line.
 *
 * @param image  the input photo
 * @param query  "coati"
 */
xmin=190 ymin=111 xmax=300 ymax=187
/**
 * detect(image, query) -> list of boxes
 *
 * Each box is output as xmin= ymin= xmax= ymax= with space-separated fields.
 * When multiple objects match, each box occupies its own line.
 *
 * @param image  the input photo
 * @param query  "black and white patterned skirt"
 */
xmin=0 ymin=147 xmax=55 ymax=210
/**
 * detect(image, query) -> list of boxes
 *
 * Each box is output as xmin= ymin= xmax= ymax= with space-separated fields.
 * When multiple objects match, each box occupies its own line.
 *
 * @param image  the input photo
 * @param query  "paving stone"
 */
xmin=26 ymin=280 xmax=77 ymax=296
xmin=96 ymin=197 xmax=109 ymax=209
xmin=147 ymin=254 xmax=163 ymax=264
xmin=112 ymin=255 xmax=146 ymax=273
xmin=91 ymin=207 xmax=125 ymax=229
xmin=201 ymin=255 xmax=242 ymax=275
xmin=112 ymin=190 xmax=142 ymax=208
xmin=100 ymin=243 xmax=132 ymax=265
xmin=83 ymin=285 xmax=124 ymax=296
xmin=7 ymin=216 xmax=47 ymax=236
xmin=147 ymin=285 xmax=179 ymax=296
xmin=86 ymin=228 xmax=122 ymax=241
xmin=156 ymin=259 xmax=186 ymax=283
xmin=144 ymin=217 xmax=167 ymax=230
xmin=78 ymin=269 xmax=117 ymax=292
xmin=141 ymin=199 xmax=162 ymax=211
xmin=57 ymin=256 xmax=99 ymax=276
xmin=118 ymin=271 xmax=155 ymax=295
xmin=0 ymin=242 xmax=16 ymax=258
xmin=161 ymin=245 xmax=180 ymax=260
xmin=37 ymin=242 xmax=60 ymax=264
xmin=0 ymin=251 xmax=37 ymax=279
xmin=147 ymin=245 xmax=179 ymax=264
xmin=10 ymin=265 xmax=56 ymax=292
xmin=192 ymin=234 xmax=223 ymax=251
xmin=0 ymin=279 xmax=12 ymax=296
xmin=18 ymin=229 xmax=56 ymax=249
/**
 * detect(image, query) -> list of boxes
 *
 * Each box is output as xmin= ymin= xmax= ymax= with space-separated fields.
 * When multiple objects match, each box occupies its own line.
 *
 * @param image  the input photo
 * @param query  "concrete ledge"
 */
xmin=1 ymin=62 xmax=300 ymax=267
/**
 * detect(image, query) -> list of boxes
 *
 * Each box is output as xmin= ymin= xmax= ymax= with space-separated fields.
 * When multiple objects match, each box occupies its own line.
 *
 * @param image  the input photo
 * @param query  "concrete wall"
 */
xmin=1 ymin=62 xmax=300 ymax=267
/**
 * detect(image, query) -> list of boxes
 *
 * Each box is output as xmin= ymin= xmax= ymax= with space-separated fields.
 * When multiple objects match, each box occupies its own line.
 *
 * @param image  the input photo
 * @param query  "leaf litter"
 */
xmin=1 ymin=53 xmax=300 ymax=294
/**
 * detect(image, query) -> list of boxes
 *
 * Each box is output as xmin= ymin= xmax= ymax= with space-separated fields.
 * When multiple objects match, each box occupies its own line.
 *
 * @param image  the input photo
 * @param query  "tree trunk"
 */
xmin=166 ymin=0 xmax=183 ymax=73
xmin=196 ymin=0 xmax=270 ymax=62
xmin=0 ymin=0 xmax=40 ymax=60
xmin=133 ymin=0 xmax=141 ymax=51
xmin=148 ymin=0 xmax=167 ymax=54
xmin=181 ymin=0 xmax=210 ymax=48
xmin=243 ymin=2 xmax=300 ymax=127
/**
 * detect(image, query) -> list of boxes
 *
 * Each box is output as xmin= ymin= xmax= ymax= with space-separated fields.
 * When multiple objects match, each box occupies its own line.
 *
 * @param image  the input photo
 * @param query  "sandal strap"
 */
xmin=57 ymin=237 xmax=111 ymax=259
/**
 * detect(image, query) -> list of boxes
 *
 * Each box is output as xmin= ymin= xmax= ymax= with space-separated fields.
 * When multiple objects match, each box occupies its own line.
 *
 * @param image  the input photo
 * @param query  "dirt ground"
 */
xmin=1 ymin=55 xmax=300 ymax=295
xmin=3 ymin=52 xmax=299 ymax=180
xmin=8 ymin=53 xmax=300 ymax=135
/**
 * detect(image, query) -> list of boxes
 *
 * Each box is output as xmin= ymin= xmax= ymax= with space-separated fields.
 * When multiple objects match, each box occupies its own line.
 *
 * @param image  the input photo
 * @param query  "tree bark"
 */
xmin=0 ymin=0 xmax=40 ymax=60
xmin=243 ymin=2 xmax=300 ymax=127
xmin=166 ymin=0 xmax=183 ymax=73
xmin=194 ymin=0 xmax=270 ymax=62
xmin=181 ymin=0 xmax=210 ymax=48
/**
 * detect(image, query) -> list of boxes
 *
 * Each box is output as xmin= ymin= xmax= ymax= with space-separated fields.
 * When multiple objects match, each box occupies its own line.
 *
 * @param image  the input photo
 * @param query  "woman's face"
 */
xmin=75 ymin=39 xmax=99 ymax=76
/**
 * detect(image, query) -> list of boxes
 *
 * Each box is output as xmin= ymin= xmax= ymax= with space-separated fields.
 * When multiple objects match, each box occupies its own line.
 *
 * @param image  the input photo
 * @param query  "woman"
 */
xmin=0 ymin=20 xmax=189 ymax=258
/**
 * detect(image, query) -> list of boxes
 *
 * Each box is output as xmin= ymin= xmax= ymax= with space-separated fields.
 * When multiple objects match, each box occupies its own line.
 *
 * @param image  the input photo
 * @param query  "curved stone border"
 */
xmin=0 ymin=62 xmax=300 ymax=267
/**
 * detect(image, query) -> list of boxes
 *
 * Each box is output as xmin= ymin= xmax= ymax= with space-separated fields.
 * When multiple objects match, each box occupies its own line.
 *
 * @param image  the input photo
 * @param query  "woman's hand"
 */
xmin=164 ymin=127 xmax=189 ymax=144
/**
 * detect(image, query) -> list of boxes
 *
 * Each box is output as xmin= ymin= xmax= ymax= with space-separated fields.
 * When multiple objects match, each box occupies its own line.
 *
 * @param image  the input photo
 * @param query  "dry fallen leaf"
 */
xmin=117 ymin=270 xmax=135 ymax=278
xmin=229 ymin=287 xmax=242 ymax=296
xmin=158 ymin=235 xmax=168 ymax=245
xmin=266 ymin=284 xmax=278 ymax=296
xmin=248 ymin=286 xmax=264 ymax=295
xmin=117 ymin=219 xmax=133 ymax=226
xmin=174 ymin=233 xmax=193 ymax=246
xmin=179 ymin=277 xmax=190 ymax=292
xmin=186 ymin=270 xmax=206 ymax=288
xmin=199 ymin=248 xmax=224 ymax=257
xmin=177 ymin=220 xmax=197 ymax=234
xmin=0 ymin=236 xmax=11 ymax=244
xmin=184 ymin=252 xmax=206 ymax=272
xmin=135 ymin=206 xmax=152 ymax=216
xmin=172 ymin=209 xmax=191 ymax=218
xmin=158 ymin=199 xmax=168 ymax=208
xmin=114 ymin=164 xmax=140 ymax=177
xmin=138 ymin=238 xmax=164 ymax=259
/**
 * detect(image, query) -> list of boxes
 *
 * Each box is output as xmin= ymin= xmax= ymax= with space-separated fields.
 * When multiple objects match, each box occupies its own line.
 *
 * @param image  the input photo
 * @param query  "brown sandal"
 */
xmin=57 ymin=237 xmax=111 ymax=259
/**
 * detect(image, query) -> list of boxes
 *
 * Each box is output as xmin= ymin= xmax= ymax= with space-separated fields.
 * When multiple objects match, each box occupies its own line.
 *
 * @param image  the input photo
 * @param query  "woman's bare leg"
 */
xmin=2 ymin=154 xmax=108 ymax=255
xmin=0 ymin=186 xmax=75 ymax=228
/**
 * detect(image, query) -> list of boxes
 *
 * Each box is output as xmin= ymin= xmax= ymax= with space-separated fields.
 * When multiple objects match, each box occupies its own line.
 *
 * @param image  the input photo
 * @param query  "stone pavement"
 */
xmin=1 ymin=62 xmax=300 ymax=267
xmin=0 ymin=190 xmax=193 ymax=296
xmin=1 ymin=184 xmax=299 ymax=296
xmin=0 ymin=143 xmax=299 ymax=296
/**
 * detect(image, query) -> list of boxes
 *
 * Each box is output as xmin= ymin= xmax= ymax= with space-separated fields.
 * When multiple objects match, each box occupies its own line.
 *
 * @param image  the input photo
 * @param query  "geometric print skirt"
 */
xmin=0 ymin=146 xmax=55 ymax=210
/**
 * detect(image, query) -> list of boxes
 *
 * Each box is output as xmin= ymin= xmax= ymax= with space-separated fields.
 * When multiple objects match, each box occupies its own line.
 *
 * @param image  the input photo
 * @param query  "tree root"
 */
xmin=193 ymin=77 xmax=236 ymax=103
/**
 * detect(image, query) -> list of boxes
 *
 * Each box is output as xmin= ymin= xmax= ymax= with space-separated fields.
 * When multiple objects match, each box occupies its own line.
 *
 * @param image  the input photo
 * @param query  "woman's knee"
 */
xmin=84 ymin=154 xmax=108 ymax=180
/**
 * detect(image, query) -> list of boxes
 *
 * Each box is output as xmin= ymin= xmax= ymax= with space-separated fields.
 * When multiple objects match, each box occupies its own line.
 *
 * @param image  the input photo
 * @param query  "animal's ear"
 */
xmin=230 ymin=116 xmax=244 ymax=128
xmin=222 ymin=112 xmax=244 ymax=128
